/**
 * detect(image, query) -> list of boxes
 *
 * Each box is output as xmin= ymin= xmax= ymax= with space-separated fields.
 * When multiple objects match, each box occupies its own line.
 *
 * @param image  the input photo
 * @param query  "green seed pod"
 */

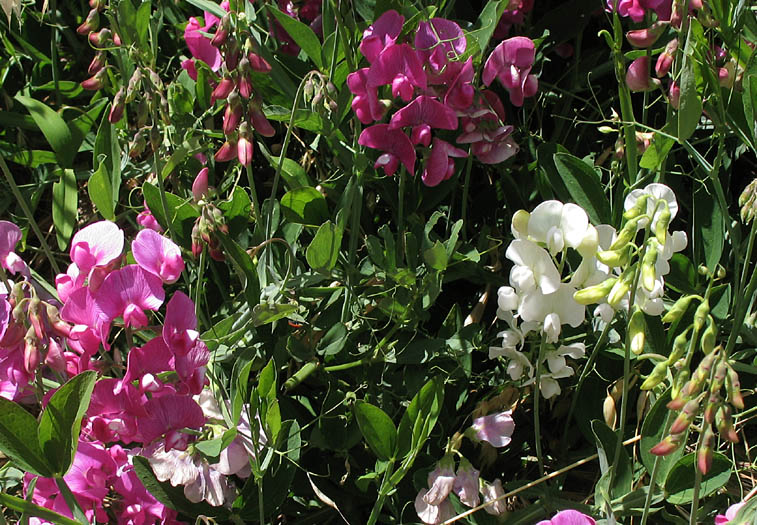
xmin=629 ymin=307 xmax=646 ymax=355
xmin=662 ymin=296 xmax=699 ymax=324
xmin=642 ymin=240 xmax=659 ymax=292
xmin=693 ymin=300 xmax=710 ymax=332
xmin=654 ymin=200 xmax=672 ymax=245
xmin=726 ymin=365 xmax=744 ymax=410
xmin=574 ymin=278 xmax=617 ymax=305
xmin=623 ymin=194 xmax=650 ymax=220
xmin=700 ymin=317 xmax=717 ymax=354
xmin=641 ymin=360 xmax=669 ymax=390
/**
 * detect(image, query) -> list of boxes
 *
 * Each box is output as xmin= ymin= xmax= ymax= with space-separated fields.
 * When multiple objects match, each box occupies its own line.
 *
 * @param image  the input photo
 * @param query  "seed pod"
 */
xmin=693 ymin=300 xmax=710 ymax=332
xmin=629 ymin=307 xmax=646 ymax=355
xmin=641 ymin=361 xmax=668 ymax=390
xmin=642 ymin=239 xmax=659 ymax=292
xmin=725 ymin=365 xmax=744 ymax=410
xmin=624 ymin=194 xmax=650 ymax=220
xmin=697 ymin=426 xmax=716 ymax=474
xmin=574 ymin=278 xmax=617 ymax=305
xmin=662 ymin=296 xmax=699 ymax=324
xmin=654 ymin=200 xmax=671 ymax=244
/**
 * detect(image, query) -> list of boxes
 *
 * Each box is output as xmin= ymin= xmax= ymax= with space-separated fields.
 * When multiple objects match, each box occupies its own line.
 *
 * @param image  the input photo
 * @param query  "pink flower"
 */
xmin=360 ymin=9 xmax=404 ymax=63
xmin=537 ymin=509 xmax=596 ymax=524
xmin=132 ymin=229 xmax=185 ymax=284
xmin=626 ymin=56 xmax=660 ymax=91
xmin=0 ymin=221 xmax=25 ymax=274
xmin=359 ymin=124 xmax=416 ymax=176
xmin=119 ymin=336 xmax=174 ymax=394
xmin=414 ymin=18 xmax=466 ymax=61
xmin=69 ymin=220 xmax=124 ymax=278
xmin=424 ymin=456 xmax=456 ymax=505
xmin=95 ymin=265 xmax=165 ymax=329
xmin=453 ymin=458 xmax=480 ymax=507
xmin=444 ymin=58 xmax=475 ymax=111
xmin=61 ymin=287 xmax=111 ymax=355
xmin=347 ymin=68 xmax=385 ymax=124
xmin=184 ymin=13 xmax=222 ymax=71
xmin=136 ymin=200 xmax=163 ymax=232
xmin=138 ymin=393 xmax=205 ymax=446
xmin=715 ymin=501 xmax=746 ymax=524
xmin=483 ymin=37 xmax=539 ymax=107
xmin=389 ymin=96 xmax=458 ymax=131
xmin=457 ymin=90 xmax=519 ymax=164
xmin=422 ymin=138 xmax=467 ymax=187
xmin=415 ymin=489 xmax=455 ymax=524
xmin=367 ymin=43 xmax=427 ymax=99
xmin=163 ymin=291 xmax=199 ymax=355
xmin=481 ymin=478 xmax=507 ymax=515
xmin=471 ymin=411 xmax=515 ymax=447
xmin=626 ymin=21 xmax=668 ymax=48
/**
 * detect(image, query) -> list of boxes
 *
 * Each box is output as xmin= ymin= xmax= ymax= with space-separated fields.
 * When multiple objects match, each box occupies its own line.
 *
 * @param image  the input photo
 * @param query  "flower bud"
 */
xmin=81 ymin=68 xmax=107 ymax=90
xmin=697 ymin=425 xmax=716 ymax=474
xmin=650 ymin=434 xmax=683 ymax=456
xmin=700 ymin=317 xmax=717 ymax=354
xmin=629 ymin=307 xmax=646 ymax=355
xmin=237 ymin=125 xmax=253 ymax=166
xmin=656 ymin=39 xmax=678 ymax=78
xmin=654 ymin=201 xmax=671 ymax=244
xmin=192 ymin=167 xmax=210 ymax=202
xmin=668 ymin=329 xmax=690 ymax=365
xmin=623 ymin=194 xmax=650 ymax=220
xmin=610 ymin=215 xmax=643 ymax=251
xmin=641 ymin=361 xmax=668 ymax=390
xmin=626 ymin=56 xmax=661 ymax=92
xmin=669 ymin=398 xmax=699 ymax=434
xmin=247 ymin=52 xmax=272 ymax=73
xmin=250 ymin=104 xmax=276 ymax=137
xmin=211 ymin=76 xmax=235 ymax=104
xmin=598 ymin=247 xmax=631 ymax=268
xmin=225 ymin=38 xmax=241 ymax=70
xmin=694 ymin=349 xmax=718 ymax=384
xmin=23 ymin=325 xmax=40 ymax=374
xmin=668 ymin=81 xmax=681 ymax=109
xmin=222 ymin=92 xmax=243 ymax=135
xmin=211 ymin=14 xmax=230 ymax=48
xmin=46 ymin=303 xmax=71 ymax=338
xmin=626 ymin=22 xmax=668 ymax=48
xmin=642 ymin=240 xmax=659 ymax=292
xmin=89 ymin=27 xmax=112 ymax=47
xmin=726 ymin=365 xmax=744 ymax=410
xmin=716 ymin=405 xmax=739 ymax=443
xmin=511 ymin=210 xmax=530 ymax=238
xmin=149 ymin=126 xmax=161 ymax=152
xmin=671 ymin=369 xmax=690 ymax=400
xmin=662 ymin=296 xmax=698 ymax=324
xmin=573 ymin=278 xmax=617 ymax=305
xmin=703 ymin=391 xmax=720 ymax=424
xmin=77 ymin=8 xmax=100 ymax=35
xmin=693 ymin=300 xmax=710 ymax=332
xmin=215 ymin=140 xmax=237 ymax=162
xmin=125 ymin=69 xmax=143 ymax=103
xmin=109 ymin=88 xmax=126 ymax=123
xmin=88 ymin=52 xmax=107 ymax=75
xmin=603 ymin=395 xmax=617 ymax=429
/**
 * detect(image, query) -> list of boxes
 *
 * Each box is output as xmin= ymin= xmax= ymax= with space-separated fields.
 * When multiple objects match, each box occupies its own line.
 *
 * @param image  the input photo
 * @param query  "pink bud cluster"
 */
xmin=0 ymin=219 xmax=257 ymax=522
xmin=348 ymin=10 xmax=538 ymax=186
xmin=182 ymin=2 xmax=277 ymax=167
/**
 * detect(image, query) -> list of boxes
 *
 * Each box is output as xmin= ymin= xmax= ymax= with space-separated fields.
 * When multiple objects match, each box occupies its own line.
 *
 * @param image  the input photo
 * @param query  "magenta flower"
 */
xmin=444 ymin=58 xmax=475 ymax=111
xmin=458 ymin=91 xmax=519 ymax=164
xmin=0 ymin=221 xmax=25 ymax=274
xmin=347 ymin=68 xmax=385 ymax=124
xmin=86 ymin=378 xmax=146 ymax=444
xmin=192 ymin=167 xmax=210 ymax=202
xmin=367 ymin=43 xmax=427 ymax=100
xmin=360 ymin=9 xmax=404 ymax=63
xmin=163 ymin=291 xmax=199 ymax=355
xmin=95 ymin=265 xmax=165 ymax=329
xmin=184 ymin=13 xmax=222 ymax=71
xmin=69 ymin=220 xmax=124 ymax=277
xmin=422 ymin=138 xmax=467 ymax=187
xmin=715 ymin=501 xmax=746 ymax=524
xmin=359 ymin=124 xmax=416 ymax=176
xmin=608 ymin=0 xmax=671 ymax=22
xmin=61 ymin=287 xmax=111 ymax=355
xmin=119 ymin=336 xmax=174 ymax=394
xmin=136 ymin=200 xmax=163 ymax=232
xmin=389 ymin=96 xmax=458 ymax=131
xmin=483 ymin=37 xmax=539 ymax=107
xmin=471 ymin=411 xmax=515 ymax=448
xmin=138 ymin=393 xmax=205 ymax=447
xmin=173 ymin=340 xmax=209 ymax=395
xmin=132 ymin=229 xmax=185 ymax=284
xmin=537 ymin=509 xmax=596 ymax=524
xmin=414 ymin=18 xmax=466 ymax=60
xmin=626 ymin=56 xmax=660 ymax=92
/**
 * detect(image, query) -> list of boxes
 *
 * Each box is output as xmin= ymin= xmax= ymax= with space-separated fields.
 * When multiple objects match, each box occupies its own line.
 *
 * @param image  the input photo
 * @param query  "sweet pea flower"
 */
xmin=414 ymin=18 xmax=466 ymax=62
xmin=415 ymin=490 xmax=454 ymax=524
xmin=483 ymin=37 xmax=538 ymax=106
xmin=422 ymin=138 xmax=468 ymax=187
xmin=359 ymin=9 xmax=404 ymax=63
xmin=367 ymin=44 xmax=427 ymax=97
xmin=132 ymin=229 xmax=185 ymax=284
xmin=69 ymin=220 xmax=124 ymax=279
xmin=346 ymin=68 xmax=385 ymax=124
xmin=715 ymin=501 xmax=746 ymax=524
xmin=0 ymin=221 xmax=26 ymax=274
xmin=61 ymin=287 xmax=111 ymax=355
xmin=95 ymin=265 xmax=165 ymax=329
xmin=524 ymin=200 xmax=593 ymax=255
xmin=138 ymin=393 xmax=206 ymax=447
xmin=626 ymin=56 xmax=660 ymax=92
xmin=623 ymin=182 xmax=678 ymax=230
xmin=184 ymin=12 xmax=222 ymax=71
xmin=471 ymin=411 xmax=515 ymax=447
xmin=389 ymin=96 xmax=458 ymax=131
xmin=481 ymin=478 xmax=507 ymax=515
xmin=453 ymin=458 xmax=480 ymax=507
xmin=424 ymin=455 xmax=456 ymax=505
xmin=359 ymin=124 xmax=416 ymax=176
xmin=505 ymin=239 xmax=562 ymax=295
xmin=136 ymin=200 xmax=163 ymax=232
xmin=163 ymin=291 xmax=200 ymax=355
xmin=457 ymin=90 xmax=519 ymax=164
xmin=537 ymin=509 xmax=596 ymax=524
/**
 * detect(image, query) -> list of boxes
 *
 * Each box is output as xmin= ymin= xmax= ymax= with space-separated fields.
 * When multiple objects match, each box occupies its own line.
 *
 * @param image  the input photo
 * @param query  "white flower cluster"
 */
xmin=490 ymin=183 xmax=687 ymax=397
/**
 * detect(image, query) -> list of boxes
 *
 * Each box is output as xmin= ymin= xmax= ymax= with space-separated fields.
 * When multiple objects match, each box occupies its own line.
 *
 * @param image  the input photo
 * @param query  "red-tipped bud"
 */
xmin=669 ymin=399 xmax=699 ymax=434
xmin=656 ymin=39 xmax=678 ymax=78
xmin=89 ymin=0 xmax=105 ymax=9
xmin=718 ymin=64 xmax=735 ymax=88
xmin=214 ymin=140 xmax=237 ymax=162
xmin=650 ymin=434 xmax=683 ymax=456
xmin=237 ymin=136 xmax=253 ymax=166
xmin=238 ymin=76 xmax=253 ymax=99
xmin=726 ymin=366 xmax=744 ymax=410
xmin=109 ymin=88 xmax=126 ymax=123
xmin=81 ymin=69 xmax=106 ymax=90
xmin=192 ymin=167 xmax=210 ymax=202
xmin=23 ymin=326 xmax=40 ymax=374
xmin=716 ymin=405 xmax=739 ymax=443
xmin=248 ymin=52 xmax=271 ymax=73
xmin=225 ymin=38 xmax=240 ymax=70
xmin=88 ymin=52 xmax=107 ymax=75
xmin=45 ymin=338 xmax=67 ymax=373
xmin=626 ymin=22 xmax=668 ymax=48
xmin=697 ymin=427 xmax=716 ymax=474
xmin=250 ymin=106 xmax=276 ymax=137
xmin=668 ymin=82 xmax=681 ymax=109
xmin=113 ymin=33 xmax=121 ymax=46
xmin=626 ymin=56 xmax=660 ymax=92
xmin=223 ymin=93 xmax=243 ymax=135
xmin=77 ymin=8 xmax=100 ymax=35
xmin=89 ymin=27 xmax=112 ymax=47
xmin=211 ymin=77 xmax=235 ymax=104
xmin=45 ymin=304 xmax=71 ymax=338
xmin=211 ymin=15 xmax=230 ymax=48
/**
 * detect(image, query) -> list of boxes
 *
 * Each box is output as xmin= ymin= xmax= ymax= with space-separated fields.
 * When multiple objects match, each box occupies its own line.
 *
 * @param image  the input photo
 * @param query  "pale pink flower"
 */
xmin=481 ymin=478 xmax=507 ymax=515
xmin=715 ymin=501 xmax=746 ymax=524
xmin=471 ymin=411 xmax=515 ymax=448
xmin=415 ymin=489 xmax=455 ymax=524
xmin=424 ymin=456 xmax=456 ymax=505
xmin=453 ymin=458 xmax=480 ymax=507
xmin=537 ymin=509 xmax=596 ymax=524
xmin=69 ymin=220 xmax=124 ymax=278
xmin=0 ymin=221 xmax=26 ymax=274
xmin=132 ymin=229 xmax=185 ymax=284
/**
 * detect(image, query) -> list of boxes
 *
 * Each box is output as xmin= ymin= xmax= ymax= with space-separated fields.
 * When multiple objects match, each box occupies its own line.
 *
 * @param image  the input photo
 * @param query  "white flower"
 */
xmin=624 ymin=182 xmax=678 ymax=230
xmin=527 ymin=201 xmax=591 ymax=254
xmin=506 ymin=239 xmax=561 ymax=294
xmin=497 ymin=286 xmax=519 ymax=312
xmin=518 ymin=283 xmax=585 ymax=340
xmin=545 ymin=343 xmax=585 ymax=376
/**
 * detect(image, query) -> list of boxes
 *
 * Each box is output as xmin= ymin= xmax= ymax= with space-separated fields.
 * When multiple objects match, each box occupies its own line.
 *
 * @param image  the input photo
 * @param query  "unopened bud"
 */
xmin=23 ymin=326 xmax=40 ymax=374
xmin=109 ymin=88 xmax=126 ymax=123
xmin=81 ymin=68 xmax=107 ymax=90
xmin=598 ymin=247 xmax=631 ymax=268
xmin=656 ymin=39 xmax=678 ymax=77
xmin=650 ymin=434 xmax=683 ymax=456
xmin=222 ymin=92 xmax=243 ymax=135
xmin=671 ymin=369 xmax=690 ymax=400
xmin=716 ymin=405 xmax=739 ymax=443
xmin=89 ymin=27 xmax=112 ymax=47
xmin=642 ymin=240 xmax=659 ymax=291
xmin=610 ymin=216 xmax=644 ymax=251
xmin=211 ymin=77 xmax=235 ymax=104
xmin=574 ymin=278 xmax=617 ymax=305
xmin=693 ymin=300 xmax=710 ymax=332
xmin=623 ymin=195 xmax=650 ymax=220
xmin=88 ymin=52 xmax=106 ymax=75
xmin=641 ymin=361 xmax=669 ymax=390
xmin=697 ymin=426 xmax=716 ymax=474
xmin=192 ymin=167 xmax=210 ymax=202
xmin=603 ymin=395 xmax=617 ymax=429
xmin=77 ymin=8 xmax=100 ymax=35
xmin=225 ymin=38 xmax=241 ymax=70
xmin=662 ymin=295 xmax=699 ymax=324
xmin=626 ymin=21 xmax=668 ymax=48
xmin=700 ymin=317 xmax=717 ymax=354
xmin=654 ymin=201 xmax=671 ymax=244
xmin=215 ymin=140 xmax=237 ymax=162
xmin=726 ymin=365 xmax=744 ymax=410
xmin=626 ymin=56 xmax=661 ymax=92
xmin=669 ymin=398 xmax=699 ymax=434
xmin=629 ymin=307 xmax=646 ymax=355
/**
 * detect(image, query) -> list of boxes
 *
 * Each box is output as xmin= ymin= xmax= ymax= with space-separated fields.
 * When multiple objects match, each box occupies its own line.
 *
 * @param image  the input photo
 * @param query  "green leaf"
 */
xmin=93 ymin=111 xmax=121 ymax=205
xmin=396 ymin=376 xmax=444 ymax=459
xmin=268 ymin=6 xmax=323 ymax=69
xmin=52 ymin=168 xmax=78 ymax=251
xmin=116 ymin=0 xmax=137 ymax=47
xmin=252 ymin=303 xmax=298 ymax=326
xmin=318 ymin=322 xmax=348 ymax=356
xmin=37 ymin=371 xmax=97 ymax=476
xmin=677 ymin=47 xmax=702 ymax=141
xmin=0 ymin=398 xmax=51 ymax=477
xmin=231 ymin=358 xmax=253 ymax=427
xmin=15 ymin=95 xmax=74 ymax=168
xmin=641 ymin=390 xmax=684 ymax=484
xmin=88 ymin=162 xmax=114 ymax=220
xmin=466 ymin=0 xmax=507 ymax=56
xmin=32 ymin=81 xmax=83 ymax=99
xmin=280 ymin=186 xmax=328 ymax=226
xmin=423 ymin=240 xmax=448 ymax=271
xmin=260 ymin=152 xmax=312 ymax=189
xmin=694 ymin=186 xmax=723 ymax=270
xmin=665 ymin=452 xmax=731 ymax=504
xmin=0 ymin=492 xmax=80 ymax=525
xmin=744 ymin=74 xmax=757 ymax=145
xmin=217 ymin=186 xmax=252 ymax=237
xmin=142 ymin=182 xmax=199 ymax=247
xmin=216 ymin=233 xmax=261 ymax=308
xmin=354 ymin=401 xmax=397 ymax=461
xmin=553 ymin=153 xmax=611 ymax=224
xmin=306 ymin=221 xmax=342 ymax=272
xmin=132 ymin=456 xmax=229 ymax=518
xmin=185 ymin=0 xmax=226 ymax=18
xmin=135 ymin=0 xmax=151 ymax=49
xmin=591 ymin=420 xmax=632 ymax=501
xmin=639 ymin=132 xmax=675 ymax=170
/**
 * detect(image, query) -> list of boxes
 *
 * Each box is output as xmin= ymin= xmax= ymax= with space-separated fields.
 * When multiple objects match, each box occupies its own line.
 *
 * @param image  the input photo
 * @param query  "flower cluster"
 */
xmin=0 ymin=218 xmax=261 ymax=523
xmin=348 ymin=10 xmax=538 ymax=186
xmin=182 ymin=2 xmax=276 ymax=166
xmin=491 ymin=184 xmax=687 ymax=397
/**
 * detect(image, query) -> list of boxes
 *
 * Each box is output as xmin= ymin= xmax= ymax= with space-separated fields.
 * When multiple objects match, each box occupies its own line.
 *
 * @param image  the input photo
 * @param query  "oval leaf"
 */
xmin=354 ymin=401 xmax=397 ymax=461
xmin=0 ymin=398 xmax=52 ymax=477
xmin=553 ymin=152 xmax=611 ymax=224
xmin=280 ymin=187 xmax=328 ymax=226
xmin=665 ymin=452 xmax=731 ymax=505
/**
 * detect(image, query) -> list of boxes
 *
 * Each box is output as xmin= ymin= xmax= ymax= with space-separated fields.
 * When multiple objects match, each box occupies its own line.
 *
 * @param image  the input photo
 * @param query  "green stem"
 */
xmin=640 ymin=403 xmax=674 ymax=525
xmin=612 ymin=13 xmax=638 ymax=185
xmin=258 ymin=479 xmax=266 ymax=525
xmin=689 ymin=424 xmax=708 ymax=525
xmin=533 ymin=337 xmax=547 ymax=478
xmin=367 ymin=460 xmax=395 ymax=525
xmin=0 ymin=492 xmax=81 ymax=525
xmin=49 ymin=0 xmax=60 ymax=108
xmin=245 ymin=163 xmax=261 ymax=221
xmin=459 ymin=151 xmax=474 ymax=240
xmin=0 ymin=155 xmax=61 ymax=274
